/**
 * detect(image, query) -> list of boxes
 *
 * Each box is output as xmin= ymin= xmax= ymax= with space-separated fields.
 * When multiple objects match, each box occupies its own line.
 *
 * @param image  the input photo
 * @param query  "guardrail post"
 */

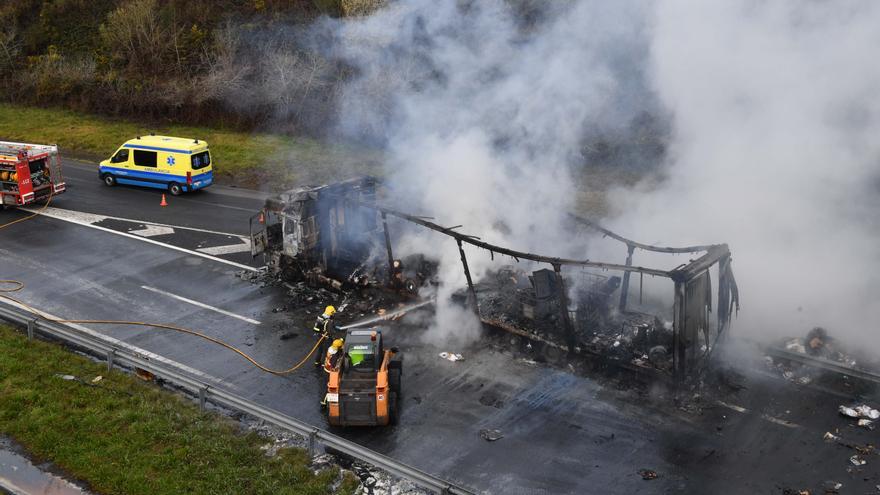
xmin=308 ymin=428 xmax=318 ymax=458
xmin=106 ymin=349 xmax=115 ymax=372
xmin=199 ymin=387 xmax=208 ymax=410
xmin=27 ymin=319 xmax=36 ymax=340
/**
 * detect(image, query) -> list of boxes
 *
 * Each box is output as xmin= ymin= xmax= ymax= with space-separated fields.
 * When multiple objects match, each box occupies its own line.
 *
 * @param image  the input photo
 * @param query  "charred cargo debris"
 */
xmin=250 ymin=177 xmax=740 ymax=381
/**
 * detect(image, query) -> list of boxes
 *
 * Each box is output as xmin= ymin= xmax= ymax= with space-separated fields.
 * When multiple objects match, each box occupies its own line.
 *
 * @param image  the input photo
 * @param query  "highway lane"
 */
xmin=2 ymin=168 xmax=879 ymax=493
xmin=57 ymin=157 xmax=267 ymax=236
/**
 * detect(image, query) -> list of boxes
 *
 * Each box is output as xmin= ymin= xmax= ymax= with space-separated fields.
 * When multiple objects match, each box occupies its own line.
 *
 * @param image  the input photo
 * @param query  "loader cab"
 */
xmin=342 ymin=330 xmax=383 ymax=373
xmin=326 ymin=327 xmax=401 ymax=427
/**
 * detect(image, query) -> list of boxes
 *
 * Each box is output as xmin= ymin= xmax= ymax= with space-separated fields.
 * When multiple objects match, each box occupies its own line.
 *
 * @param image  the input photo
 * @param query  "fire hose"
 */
xmin=0 ymin=192 xmax=324 ymax=375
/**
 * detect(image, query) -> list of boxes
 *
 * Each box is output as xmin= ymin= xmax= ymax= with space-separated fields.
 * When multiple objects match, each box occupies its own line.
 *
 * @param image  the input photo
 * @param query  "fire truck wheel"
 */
xmin=102 ymin=174 xmax=116 ymax=187
xmin=168 ymin=182 xmax=183 ymax=196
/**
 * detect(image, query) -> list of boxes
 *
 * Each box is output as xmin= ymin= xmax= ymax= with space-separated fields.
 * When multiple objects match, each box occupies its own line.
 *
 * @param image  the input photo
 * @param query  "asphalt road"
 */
xmin=1 ymin=158 xmax=878 ymax=494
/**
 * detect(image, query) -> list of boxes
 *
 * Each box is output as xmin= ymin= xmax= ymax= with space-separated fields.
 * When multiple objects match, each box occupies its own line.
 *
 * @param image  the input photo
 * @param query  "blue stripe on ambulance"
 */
xmin=99 ymin=166 xmax=212 ymax=190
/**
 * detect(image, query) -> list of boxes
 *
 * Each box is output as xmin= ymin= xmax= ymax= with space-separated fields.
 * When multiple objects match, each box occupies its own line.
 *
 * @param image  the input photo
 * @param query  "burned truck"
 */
xmin=250 ymin=177 xmax=436 ymax=293
xmin=251 ymin=177 xmax=739 ymax=381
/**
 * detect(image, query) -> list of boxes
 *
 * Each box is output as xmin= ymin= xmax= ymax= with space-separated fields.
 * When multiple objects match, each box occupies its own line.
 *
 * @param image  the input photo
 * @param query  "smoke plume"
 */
xmin=608 ymin=1 xmax=880 ymax=351
xmin=240 ymin=0 xmax=880 ymax=351
xmin=323 ymin=0 xmax=654 ymax=344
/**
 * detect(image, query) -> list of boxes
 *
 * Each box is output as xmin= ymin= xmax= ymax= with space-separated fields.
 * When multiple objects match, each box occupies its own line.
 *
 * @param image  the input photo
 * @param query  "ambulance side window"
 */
xmin=133 ymin=150 xmax=157 ymax=168
xmin=111 ymin=149 xmax=129 ymax=163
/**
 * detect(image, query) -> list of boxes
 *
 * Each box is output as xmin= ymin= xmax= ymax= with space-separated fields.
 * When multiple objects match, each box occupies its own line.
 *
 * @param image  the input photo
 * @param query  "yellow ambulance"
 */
xmin=99 ymin=135 xmax=213 ymax=195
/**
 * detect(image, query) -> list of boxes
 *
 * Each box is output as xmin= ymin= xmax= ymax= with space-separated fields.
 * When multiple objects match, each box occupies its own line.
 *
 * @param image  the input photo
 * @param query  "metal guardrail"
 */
xmin=0 ymin=301 xmax=476 ymax=495
xmin=764 ymin=345 xmax=880 ymax=385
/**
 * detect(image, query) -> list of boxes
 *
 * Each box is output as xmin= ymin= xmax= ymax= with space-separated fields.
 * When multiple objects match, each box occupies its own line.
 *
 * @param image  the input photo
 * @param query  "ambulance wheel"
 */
xmin=102 ymin=174 xmax=116 ymax=187
xmin=168 ymin=182 xmax=183 ymax=196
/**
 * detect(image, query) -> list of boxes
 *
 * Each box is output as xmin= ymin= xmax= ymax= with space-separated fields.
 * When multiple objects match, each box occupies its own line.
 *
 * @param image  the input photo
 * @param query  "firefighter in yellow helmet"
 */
xmin=323 ymin=338 xmax=344 ymax=372
xmin=313 ymin=305 xmax=338 ymax=366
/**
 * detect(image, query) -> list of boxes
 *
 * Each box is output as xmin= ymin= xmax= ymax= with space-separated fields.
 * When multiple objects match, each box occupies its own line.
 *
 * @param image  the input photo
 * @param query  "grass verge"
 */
xmin=0 ymin=324 xmax=359 ymax=495
xmin=0 ymin=103 xmax=383 ymax=189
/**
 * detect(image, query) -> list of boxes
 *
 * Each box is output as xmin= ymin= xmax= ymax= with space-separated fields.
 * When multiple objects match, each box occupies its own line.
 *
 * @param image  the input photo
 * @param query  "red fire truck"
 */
xmin=0 ymin=141 xmax=66 ymax=208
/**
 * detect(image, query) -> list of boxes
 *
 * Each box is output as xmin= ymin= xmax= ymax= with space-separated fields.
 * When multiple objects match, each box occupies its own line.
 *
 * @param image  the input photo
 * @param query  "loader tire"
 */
xmin=389 ymin=391 xmax=399 ymax=425
xmin=389 ymin=366 xmax=402 ymax=396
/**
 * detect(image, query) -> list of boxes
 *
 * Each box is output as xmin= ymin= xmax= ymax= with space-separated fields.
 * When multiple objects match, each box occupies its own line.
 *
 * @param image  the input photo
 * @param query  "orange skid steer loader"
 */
xmin=325 ymin=329 xmax=402 ymax=426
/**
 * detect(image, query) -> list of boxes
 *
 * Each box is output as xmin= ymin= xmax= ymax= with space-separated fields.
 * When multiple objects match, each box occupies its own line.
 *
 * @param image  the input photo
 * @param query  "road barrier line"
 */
xmin=140 ymin=285 xmax=260 ymax=325
xmin=0 ymin=299 xmax=475 ymax=495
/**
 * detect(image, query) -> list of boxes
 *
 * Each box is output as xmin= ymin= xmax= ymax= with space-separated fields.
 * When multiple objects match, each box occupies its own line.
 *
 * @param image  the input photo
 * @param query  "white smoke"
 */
xmin=310 ymin=0 xmax=880 ymax=353
xmin=608 ymin=1 xmax=880 ymax=351
xmin=328 ymin=0 xmax=653 ymax=345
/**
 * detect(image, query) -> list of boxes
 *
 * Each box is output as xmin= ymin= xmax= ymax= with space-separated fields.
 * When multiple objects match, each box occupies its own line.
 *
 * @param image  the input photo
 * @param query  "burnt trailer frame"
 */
xmin=345 ymin=201 xmax=739 ymax=381
xmin=253 ymin=178 xmax=739 ymax=380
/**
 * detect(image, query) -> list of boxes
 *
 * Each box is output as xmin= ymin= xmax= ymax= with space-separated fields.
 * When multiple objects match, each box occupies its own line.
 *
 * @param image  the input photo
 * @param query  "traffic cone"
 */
xmin=160 ymin=194 xmax=168 ymax=207
xmin=258 ymin=211 xmax=265 ymax=223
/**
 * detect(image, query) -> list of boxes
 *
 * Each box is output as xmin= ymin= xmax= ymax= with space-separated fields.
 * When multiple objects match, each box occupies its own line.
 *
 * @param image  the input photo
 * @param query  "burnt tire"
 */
xmin=168 ymin=182 xmax=183 ymax=196
xmin=102 ymin=174 xmax=116 ymax=187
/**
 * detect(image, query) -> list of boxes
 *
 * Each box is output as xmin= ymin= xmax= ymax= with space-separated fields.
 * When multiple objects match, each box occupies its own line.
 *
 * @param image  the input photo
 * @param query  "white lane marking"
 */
xmin=2 ymin=298 xmax=234 ymax=390
xmin=715 ymin=400 xmax=800 ymax=429
xmin=141 ymin=285 xmax=261 ymax=325
xmin=716 ymin=400 xmax=747 ymax=413
xmin=25 ymin=206 xmax=250 ymax=240
xmin=760 ymin=414 xmax=800 ymax=429
xmin=130 ymin=225 xmax=175 ymax=237
xmin=198 ymin=240 xmax=251 ymax=256
xmin=25 ymin=207 xmax=259 ymax=272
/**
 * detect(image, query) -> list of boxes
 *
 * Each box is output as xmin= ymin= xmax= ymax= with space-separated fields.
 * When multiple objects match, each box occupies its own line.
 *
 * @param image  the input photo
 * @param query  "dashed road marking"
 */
xmin=141 ymin=285 xmax=261 ymax=325
xmin=716 ymin=400 xmax=800 ymax=429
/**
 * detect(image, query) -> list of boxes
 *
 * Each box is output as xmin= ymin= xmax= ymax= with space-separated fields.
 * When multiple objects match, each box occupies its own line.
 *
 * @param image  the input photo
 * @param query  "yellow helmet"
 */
xmin=324 ymin=305 xmax=337 ymax=316
xmin=332 ymin=338 xmax=344 ymax=349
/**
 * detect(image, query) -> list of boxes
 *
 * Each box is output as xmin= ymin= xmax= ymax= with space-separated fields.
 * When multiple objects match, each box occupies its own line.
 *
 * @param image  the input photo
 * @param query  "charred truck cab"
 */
xmin=325 ymin=328 xmax=402 ymax=427
xmin=251 ymin=177 xmax=380 ymax=286
xmin=251 ymin=176 xmax=437 ymax=292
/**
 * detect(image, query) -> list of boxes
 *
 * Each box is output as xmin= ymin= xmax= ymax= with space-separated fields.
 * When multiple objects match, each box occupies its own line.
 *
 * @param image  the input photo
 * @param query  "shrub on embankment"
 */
xmin=0 ymin=0 xmax=386 ymax=133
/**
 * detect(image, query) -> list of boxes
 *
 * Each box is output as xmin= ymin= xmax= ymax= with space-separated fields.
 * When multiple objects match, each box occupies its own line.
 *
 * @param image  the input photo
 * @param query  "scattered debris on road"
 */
xmin=822 ymin=480 xmax=842 ymax=493
xmin=823 ymin=431 xmax=839 ymax=442
xmin=479 ymin=429 xmax=504 ymax=442
xmin=439 ymin=352 xmax=464 ymax=362
xmin=849 ymin=455 xmax=866 ymax=466
xmin=839 ymin=404 xmax=880 ymax=420
xmin=638 ymin=469 xmax=658 ymax=480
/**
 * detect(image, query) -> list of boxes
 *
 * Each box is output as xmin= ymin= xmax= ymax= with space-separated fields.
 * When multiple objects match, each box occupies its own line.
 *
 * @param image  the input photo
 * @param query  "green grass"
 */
xmin=0 ymin=103 xmax=384 ymax=189
xmin=0 ymin=324 xmax=359 ymax=495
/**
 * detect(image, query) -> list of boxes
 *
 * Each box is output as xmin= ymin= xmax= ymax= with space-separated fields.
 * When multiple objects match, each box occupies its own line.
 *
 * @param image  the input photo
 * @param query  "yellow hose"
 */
xmin=1 ymin=190 xmax=322 ymax=375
